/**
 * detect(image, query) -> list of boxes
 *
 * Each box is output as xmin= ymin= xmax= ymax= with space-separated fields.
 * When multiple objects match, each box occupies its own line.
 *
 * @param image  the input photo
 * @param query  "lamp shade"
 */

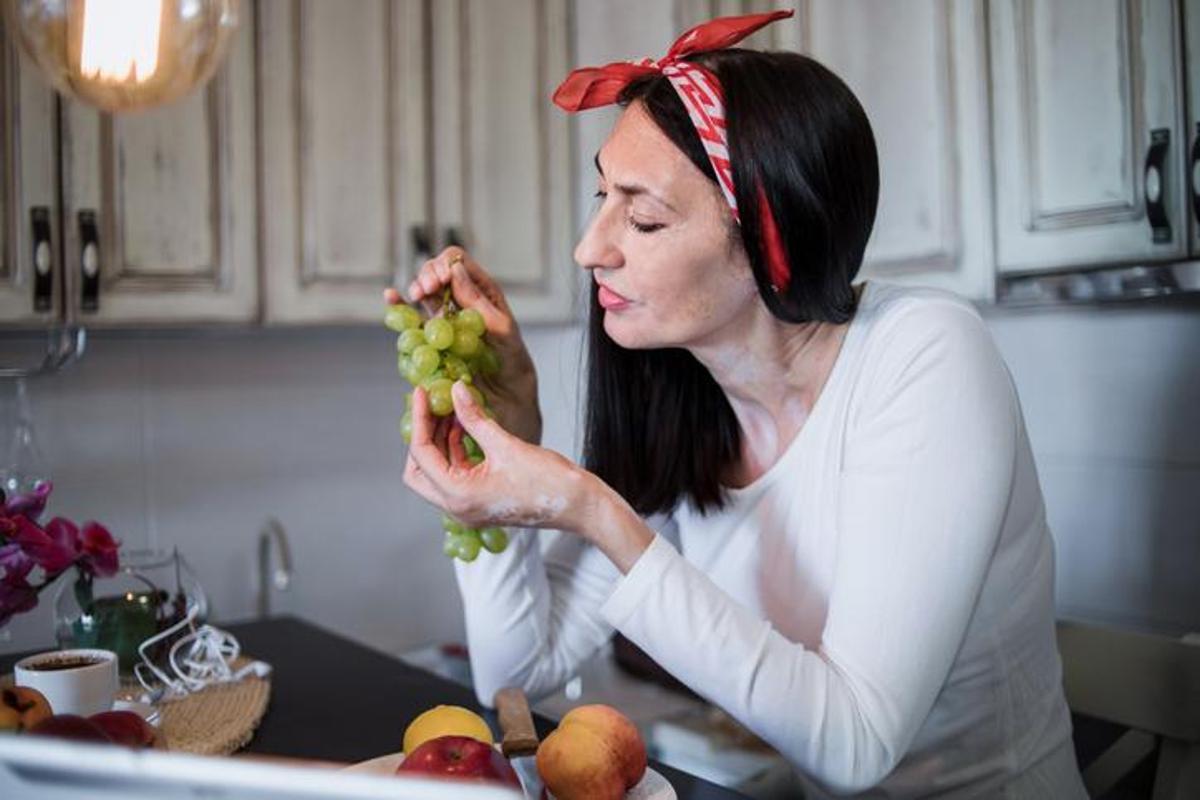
xmin=4 ymin=0 xmax=239 ymax=113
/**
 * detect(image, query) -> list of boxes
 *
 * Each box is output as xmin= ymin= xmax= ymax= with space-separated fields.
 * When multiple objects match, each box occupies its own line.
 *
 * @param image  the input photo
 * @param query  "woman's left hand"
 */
xmin=403 ymin=381 xmax=594 ymax=533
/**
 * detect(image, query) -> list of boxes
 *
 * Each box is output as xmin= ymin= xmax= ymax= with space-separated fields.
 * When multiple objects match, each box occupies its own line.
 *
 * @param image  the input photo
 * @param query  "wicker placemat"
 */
xmin=5 ymin=655 xmax=271 ymax=756
xmin=120 ymin=656 xmax=271 ymax=755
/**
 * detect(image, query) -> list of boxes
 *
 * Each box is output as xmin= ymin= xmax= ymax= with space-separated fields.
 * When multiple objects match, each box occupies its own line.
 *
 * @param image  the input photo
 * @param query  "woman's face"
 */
xmin=574 ymin=102 xmax=759 ymax=350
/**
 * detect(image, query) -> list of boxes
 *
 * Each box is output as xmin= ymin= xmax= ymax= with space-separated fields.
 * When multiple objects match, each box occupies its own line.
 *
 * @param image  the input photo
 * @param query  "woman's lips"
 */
xmin=597 ymin=284 xmax=631 ymax=310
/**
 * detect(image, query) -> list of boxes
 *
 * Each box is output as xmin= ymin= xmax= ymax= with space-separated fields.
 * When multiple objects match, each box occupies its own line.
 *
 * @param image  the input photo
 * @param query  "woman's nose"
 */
xmin=574 ymin=205 xmax=623 ymax=272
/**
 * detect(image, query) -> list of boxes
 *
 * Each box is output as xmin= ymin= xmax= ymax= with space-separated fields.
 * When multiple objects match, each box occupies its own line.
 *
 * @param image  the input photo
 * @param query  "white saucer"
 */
xmin=112 ymin=699 xmax=161 ymax=727
xmin=346 ymin=751 xmax=675 ymax=799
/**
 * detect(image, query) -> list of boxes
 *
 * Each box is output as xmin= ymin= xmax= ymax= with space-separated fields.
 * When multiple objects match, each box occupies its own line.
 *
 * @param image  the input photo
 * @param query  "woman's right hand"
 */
xmin=387 ymin=246 xmax=542 ymax=446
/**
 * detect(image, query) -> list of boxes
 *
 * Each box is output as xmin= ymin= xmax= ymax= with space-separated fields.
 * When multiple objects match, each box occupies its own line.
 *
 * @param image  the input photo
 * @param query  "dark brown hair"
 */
xmin=582 ymin=49 xmax=879 ymax=515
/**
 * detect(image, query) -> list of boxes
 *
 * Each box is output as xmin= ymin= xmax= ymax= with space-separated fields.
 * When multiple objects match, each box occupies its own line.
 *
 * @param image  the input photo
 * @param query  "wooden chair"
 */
xmin=1057 ymin=619 xmax=1200 ymax=799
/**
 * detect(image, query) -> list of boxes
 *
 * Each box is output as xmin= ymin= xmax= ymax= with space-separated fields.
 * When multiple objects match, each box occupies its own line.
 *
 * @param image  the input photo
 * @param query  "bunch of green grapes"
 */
xmin=385 ymin=295 xmax=508 ymax=562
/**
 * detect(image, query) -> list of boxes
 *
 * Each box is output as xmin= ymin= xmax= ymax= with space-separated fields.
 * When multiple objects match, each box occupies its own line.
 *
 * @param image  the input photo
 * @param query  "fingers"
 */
xmin=408 ymin=387 xmax=451 ymax=481
xmin=403 ymin=452 xmax=446 ymax=507
xmin=449 ymin=260 xmax=507 ymax=330
xmin=407 ymin=247 xmax=465 ymax=304
xmin=451 ymin=381 xmax=506 ymax=449
xmin=447 ymin=420 xmax=471 ymax=469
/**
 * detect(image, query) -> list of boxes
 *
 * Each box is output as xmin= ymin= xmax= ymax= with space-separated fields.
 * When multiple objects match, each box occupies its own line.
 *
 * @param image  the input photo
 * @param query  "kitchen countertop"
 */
xmin=1 ymin=615 xmax=748 ymax=799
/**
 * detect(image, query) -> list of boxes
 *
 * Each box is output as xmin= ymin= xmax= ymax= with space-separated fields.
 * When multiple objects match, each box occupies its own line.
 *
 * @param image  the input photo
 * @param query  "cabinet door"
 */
xmin=59 ymin=8 xmax=257 ymax=325
xmin=1184 ymin=0 xmax=1200 ymax=254
xmin=259 ymin=0 xmax=428 ymax=323
xmin=0 ymin=24 xmax=59 ymax=327
xmin=990 ymin=0 xmax=1186 ymax=273
xmin=430 ymin=0 xmax=575 ymax=323
xmin=800 ymin=0 xmax=994 ymax=300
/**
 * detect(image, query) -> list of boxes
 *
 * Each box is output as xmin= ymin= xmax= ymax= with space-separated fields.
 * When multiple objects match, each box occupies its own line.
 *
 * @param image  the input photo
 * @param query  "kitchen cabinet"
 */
xmin=990 ymin=0 xmax=1187 ymax=274
xmin=429 ymin=0 xmax=575 ymax=323
xmin=258 ymin=0 xmax=428 ymax=324
xmin=1184 ymin=0 xmax=1200 ymax=255
xmin=58 ymin=5 xmax=258 ymax=325
xmin=260 ymin=0 xmax=576 ymax=325
xmin=677 ymin=1 xmax=995 ymax=300
xmin=0 ymin=19 xmax=59 ymax=327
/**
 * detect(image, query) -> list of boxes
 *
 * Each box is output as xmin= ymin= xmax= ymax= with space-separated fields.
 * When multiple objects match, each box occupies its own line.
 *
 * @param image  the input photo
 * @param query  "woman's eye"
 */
xmin=630 ymin=219 xmax=665 ymax=234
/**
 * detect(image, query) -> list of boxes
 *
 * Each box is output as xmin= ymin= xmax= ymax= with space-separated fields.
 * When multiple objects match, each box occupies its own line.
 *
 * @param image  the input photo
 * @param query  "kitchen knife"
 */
xmin=494 ymin=686 xmax=544 ymax=799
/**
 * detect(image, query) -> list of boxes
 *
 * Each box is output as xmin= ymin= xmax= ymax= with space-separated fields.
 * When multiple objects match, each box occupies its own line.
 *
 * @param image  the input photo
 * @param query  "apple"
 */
xmin=396 ymin=734 xmax=521 ymax=789
xmin=89 ymin=710 xmax=162 ymax=749
xmin=536 ymin=705 xmax=646 ymax=800
xmin=27 ymin=714 xmax=112 ymax=743
xmin=0 ymin=686 xmax=53 ymax=732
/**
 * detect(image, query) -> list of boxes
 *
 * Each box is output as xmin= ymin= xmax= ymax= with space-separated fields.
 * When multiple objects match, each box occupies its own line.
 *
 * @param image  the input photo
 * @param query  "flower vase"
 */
xmin=54 ymin=548 xmax=207 ymax=675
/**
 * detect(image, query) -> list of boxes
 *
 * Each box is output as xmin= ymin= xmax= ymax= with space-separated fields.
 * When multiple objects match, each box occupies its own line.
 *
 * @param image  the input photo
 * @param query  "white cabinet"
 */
xmin=797 ymin=0 xmax=994 ymax=300
xmin=430 ymin=0 xmax=575 ymax=323
xmin=260 ymin=0 xmax=576 ymax=325
xmin=58 ymin=8 xmax=258 ymax=325
xmin=990 ymin=0 xmax=1187 ymax=273
xmin=1184 ymin=0 xmax=1200 ymax=255
xmin=258 ymin=0 xmax=428 ymax=324
xmin=674 ymin=1 xmax=995 ymax=300
xmin=0 ymin=20 xmax=59 ymax=326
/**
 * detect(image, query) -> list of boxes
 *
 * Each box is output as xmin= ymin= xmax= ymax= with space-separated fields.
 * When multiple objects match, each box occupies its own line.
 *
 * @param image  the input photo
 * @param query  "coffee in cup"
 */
xmin=14 ymin=648 xmax=118 ymax=717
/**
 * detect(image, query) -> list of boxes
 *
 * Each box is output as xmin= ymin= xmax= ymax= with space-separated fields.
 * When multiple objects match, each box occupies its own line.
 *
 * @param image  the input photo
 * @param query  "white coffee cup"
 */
xmin=14 ymin=648 xmax=118 ymax=717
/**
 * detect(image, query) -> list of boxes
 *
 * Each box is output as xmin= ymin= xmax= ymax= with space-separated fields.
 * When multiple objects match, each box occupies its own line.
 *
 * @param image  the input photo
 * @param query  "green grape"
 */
xmin=480 ymin=527 xmax=508 ymax=554
xmin=443 ymin=355 xmax=472 ymax=382
xmin=397 ymin=328 xmax=426 ymax=354
xmin=443 ymin=531 xmax=460 ymax=558
xmin=441 ymin=514 xmax=464 ymax=535
xmin=385 ymin=304 xmax=422 ymax=332
xmin=427 ymin=378 xmax=455 ymax=416
xmin=400 ymin=411 xmax=413 ymax=443
xmin=455 ymin=535 xmax=481 ymax=562
xmin=462 ymin=434 xmax=482 ymax=460
xmin=424 ymin=317 xmax=455 ymax=350
xmin=410 ymin=345 xmax=441 ymax=378
xmin=466 ymin=384 xmax=486 ymax=408
xmin=477 ymin=346 xmax=501 ymax=376
xmin=449 ymin=328 xmax=481 ymax=358
xmin=456 ymin=308 xmax=486 ymax=337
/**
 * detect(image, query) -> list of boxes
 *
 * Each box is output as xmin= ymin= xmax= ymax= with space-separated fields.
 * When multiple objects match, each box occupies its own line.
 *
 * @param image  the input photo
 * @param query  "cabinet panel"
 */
xmin=260 ymin=0 xmax=427 ymax=323
xmin=0 ymin=23 xmax=59 ymax=326
xmin=1184 ymin=0 xmax=1200 ymax=254
xmin=991 ymin=0 xmax=1186 ymax=272
xmin=799 ymin=1 xmax=994 ymax=299
xmin=432 ymin=0 xmax=575 ymax=323
xmin=61 ymin=8 xmax=257 ymax=324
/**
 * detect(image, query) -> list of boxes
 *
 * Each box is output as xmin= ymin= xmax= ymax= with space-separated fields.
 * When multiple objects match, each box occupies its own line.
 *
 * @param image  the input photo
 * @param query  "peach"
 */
xmin=0 ymin=686 xmax=53 ymax=732
xmin=536 ymin=704 xmax=646 ymax=800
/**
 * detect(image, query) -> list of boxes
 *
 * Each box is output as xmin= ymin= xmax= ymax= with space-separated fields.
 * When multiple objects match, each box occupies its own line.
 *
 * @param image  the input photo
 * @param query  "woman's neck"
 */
xmin=688 ymin=291 xmax=857 ymax=488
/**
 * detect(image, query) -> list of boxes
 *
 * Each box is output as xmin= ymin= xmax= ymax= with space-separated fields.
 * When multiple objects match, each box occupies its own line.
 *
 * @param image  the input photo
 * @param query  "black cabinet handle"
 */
xmin=30 ymin=206 xmax=53 ymax=313
xmin=1143 ymin=128 xmax=1171 ymax=243
xmin=1190 ymin=123 xmax=1199 ymax=227
xmin=444 ymin=226 xmax=465 ymax=250
xmin=78 ymin=210 xmax=100 ymax=312
xmin=411 ymin=224 xmax=433 ymax=261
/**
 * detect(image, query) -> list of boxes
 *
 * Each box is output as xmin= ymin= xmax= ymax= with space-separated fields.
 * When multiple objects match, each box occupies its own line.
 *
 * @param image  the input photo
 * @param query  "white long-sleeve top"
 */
xmin=453 ymin=282 xmax=1087 ymax=798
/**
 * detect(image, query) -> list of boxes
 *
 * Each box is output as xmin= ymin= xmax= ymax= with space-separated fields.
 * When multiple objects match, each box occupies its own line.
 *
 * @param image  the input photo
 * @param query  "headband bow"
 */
xmin=553 ymin=10 xmax=794 ymax=291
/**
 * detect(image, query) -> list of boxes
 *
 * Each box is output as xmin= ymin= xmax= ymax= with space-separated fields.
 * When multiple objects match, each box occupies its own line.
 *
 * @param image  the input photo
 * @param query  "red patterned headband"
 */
xmin=553 ymin=10 xmax=795 ymax=291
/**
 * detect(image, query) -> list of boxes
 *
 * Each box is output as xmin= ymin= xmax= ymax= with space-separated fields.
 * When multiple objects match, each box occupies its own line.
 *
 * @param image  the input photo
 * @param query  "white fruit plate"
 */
xmin=346 ymin=751 xmax=676 ymax=799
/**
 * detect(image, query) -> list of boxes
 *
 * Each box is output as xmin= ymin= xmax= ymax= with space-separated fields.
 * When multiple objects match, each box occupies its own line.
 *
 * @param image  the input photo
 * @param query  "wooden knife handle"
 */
xmin=494 ymin=686 xmax=539 ymax=757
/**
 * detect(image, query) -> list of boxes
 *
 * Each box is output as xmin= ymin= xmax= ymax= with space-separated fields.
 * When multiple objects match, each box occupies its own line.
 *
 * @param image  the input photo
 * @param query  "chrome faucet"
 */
xmin=256 ymin=518 xmax=293 ymax=618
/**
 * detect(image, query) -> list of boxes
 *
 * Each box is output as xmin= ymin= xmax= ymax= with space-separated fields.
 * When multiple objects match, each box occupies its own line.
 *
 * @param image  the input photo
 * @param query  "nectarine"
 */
xmin=536 ymin=704 xmax=646 ymax=800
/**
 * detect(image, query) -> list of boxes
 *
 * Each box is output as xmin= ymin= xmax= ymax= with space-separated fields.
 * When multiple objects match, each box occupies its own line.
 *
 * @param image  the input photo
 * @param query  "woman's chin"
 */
xmin=602 ymin=311 xmax=678 ymax=350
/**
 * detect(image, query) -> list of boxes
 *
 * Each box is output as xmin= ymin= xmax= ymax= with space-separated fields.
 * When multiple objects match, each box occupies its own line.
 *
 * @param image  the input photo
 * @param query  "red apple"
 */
xmin=26 ymin=714 xmax=112 ymax=743
xmin=397 ymin=734 xmax=521 ymax=789
xmin=89 ymin=711 xmax=161 ymax=749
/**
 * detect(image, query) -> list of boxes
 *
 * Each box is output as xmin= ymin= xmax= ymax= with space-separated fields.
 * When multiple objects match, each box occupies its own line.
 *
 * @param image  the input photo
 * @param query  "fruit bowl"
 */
xmin=345 ymin=750 xmax=676 ymax=799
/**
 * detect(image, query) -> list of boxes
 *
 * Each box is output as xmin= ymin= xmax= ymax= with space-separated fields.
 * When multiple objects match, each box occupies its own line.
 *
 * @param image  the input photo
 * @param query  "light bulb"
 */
xmin=4 ymin=0 xmax=239 ymax=113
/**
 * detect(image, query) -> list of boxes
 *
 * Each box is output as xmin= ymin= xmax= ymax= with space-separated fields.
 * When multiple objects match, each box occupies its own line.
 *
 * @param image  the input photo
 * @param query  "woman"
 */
xmin=398 ymin=12 xmax=1086 ymax=798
